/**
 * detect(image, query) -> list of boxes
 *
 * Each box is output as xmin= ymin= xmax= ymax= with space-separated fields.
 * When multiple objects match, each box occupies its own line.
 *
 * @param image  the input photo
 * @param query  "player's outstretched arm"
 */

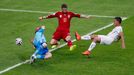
xmin=72 ymin=12 xmax=92 ymax=19
xmin=39 ymin=13 xmax=58 ymax=21
xmin=119 ymin=32 xmax=126 ymax=49
xmin=80 ymin=14 xmax=92 ymax=19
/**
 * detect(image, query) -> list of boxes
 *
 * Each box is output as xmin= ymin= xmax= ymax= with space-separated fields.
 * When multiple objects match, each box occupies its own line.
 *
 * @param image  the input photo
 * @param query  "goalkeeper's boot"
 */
xmin=69 ymin=45 xmax=77 ymax=51
xmin=29 ymin=55 xmax=36 ymax=64
xmin=75 ymin=32 xmax=81 ymax=41
xmin=82 ymin=50 xmax=91 ymax=56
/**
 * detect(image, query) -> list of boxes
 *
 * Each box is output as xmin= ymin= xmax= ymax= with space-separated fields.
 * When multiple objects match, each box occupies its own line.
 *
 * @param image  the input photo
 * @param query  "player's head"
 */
xmin=61 ymin=4 xmax=68 ymax=13
xmin=35 ymin=26 xmax=45 ymax=33
xmin=114 ymin=17 xmax=122 ymax=26
xmin=35 ymin=26 xmax=41 ymax=33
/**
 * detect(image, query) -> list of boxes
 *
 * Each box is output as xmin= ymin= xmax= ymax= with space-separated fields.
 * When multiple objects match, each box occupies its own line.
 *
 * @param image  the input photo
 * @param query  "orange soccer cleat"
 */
xmin=82 ymin=50 xmax=91 ymax=56
xmin=75 ymin=32 xmax=81 ymax=41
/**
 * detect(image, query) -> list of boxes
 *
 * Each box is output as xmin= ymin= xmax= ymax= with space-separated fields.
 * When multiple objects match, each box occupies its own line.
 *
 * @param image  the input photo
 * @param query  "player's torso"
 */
xmin=34 ymin=32 xmax=46 ymax=45
xmin=107 ymin=26 xmax=122 ymax=41
xmin=56 ymin=12 xmax=73 ymax=31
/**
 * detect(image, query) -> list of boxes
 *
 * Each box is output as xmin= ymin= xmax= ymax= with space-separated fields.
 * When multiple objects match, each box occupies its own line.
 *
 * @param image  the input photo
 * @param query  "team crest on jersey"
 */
xmin=60 ymin=15 xmax=62 ymax=18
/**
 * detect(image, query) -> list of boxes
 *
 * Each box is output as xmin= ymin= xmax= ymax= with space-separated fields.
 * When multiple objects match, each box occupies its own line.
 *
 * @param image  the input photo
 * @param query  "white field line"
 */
xmin=0 ymin=8 xmax=127 ymax=18
xmin=0 ymin=17 xmax=128 ymax=74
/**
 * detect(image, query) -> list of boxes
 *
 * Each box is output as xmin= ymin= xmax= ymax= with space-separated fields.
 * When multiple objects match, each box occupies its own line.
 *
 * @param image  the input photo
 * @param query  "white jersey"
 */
xmin=107 ymin=26 xmax=123 ymax=41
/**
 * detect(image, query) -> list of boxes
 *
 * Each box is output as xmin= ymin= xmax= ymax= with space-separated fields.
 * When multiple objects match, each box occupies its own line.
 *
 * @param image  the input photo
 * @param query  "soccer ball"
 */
xmin=16 ymin=38 xmax=22 ymax=45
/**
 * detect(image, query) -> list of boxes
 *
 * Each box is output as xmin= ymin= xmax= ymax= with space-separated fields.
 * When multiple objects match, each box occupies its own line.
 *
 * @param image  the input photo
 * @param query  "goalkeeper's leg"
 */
xmin=35 ymin=52 xmax=52 ymax=60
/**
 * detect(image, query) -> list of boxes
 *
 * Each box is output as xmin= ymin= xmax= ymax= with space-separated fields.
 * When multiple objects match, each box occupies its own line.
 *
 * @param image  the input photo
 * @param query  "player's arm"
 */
xmin=30 ymin=38 xmax=36 ymax=50
xmin=71 ymin=12 xmax=91 ymax=19
xmin=119 ymin=32 xmax=126 ymax=49
xmin=80 ymin=14 xmax=92 ymax=19
xmin=39 ymin=13 xmax=58 ymax=21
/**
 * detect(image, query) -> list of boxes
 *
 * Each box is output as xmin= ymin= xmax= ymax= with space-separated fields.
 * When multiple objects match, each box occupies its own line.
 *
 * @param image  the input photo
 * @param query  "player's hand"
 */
xmin=39 ymin=16 xmax=44 ymax=21
xmin=86 ymin=16 xmax=93 ymax=19
xmin=30 ymin=39 xmax=36 ymax=50
xmin=41 ymin=25 xmax=45 ymax=29
xmin=122 ymin=44 xmax=126 ymax=49
xmin=30 ymin=39 xmax=33 ymax=44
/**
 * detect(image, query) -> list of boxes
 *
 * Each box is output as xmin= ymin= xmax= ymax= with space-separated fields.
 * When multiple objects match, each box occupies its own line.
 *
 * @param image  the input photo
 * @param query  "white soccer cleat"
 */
xmin=29 ymin=56 xmax=36 ymax=64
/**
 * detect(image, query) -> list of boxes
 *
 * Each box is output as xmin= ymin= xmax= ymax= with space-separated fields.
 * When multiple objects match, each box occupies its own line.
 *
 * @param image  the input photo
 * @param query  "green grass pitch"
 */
xmin=0 ymin=0 xmax=134 ymax=75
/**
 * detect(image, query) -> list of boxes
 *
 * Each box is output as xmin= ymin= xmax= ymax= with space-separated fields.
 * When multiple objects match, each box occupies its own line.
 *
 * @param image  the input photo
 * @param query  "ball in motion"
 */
xmin=16 ymin=38 xmax=22 ymax=45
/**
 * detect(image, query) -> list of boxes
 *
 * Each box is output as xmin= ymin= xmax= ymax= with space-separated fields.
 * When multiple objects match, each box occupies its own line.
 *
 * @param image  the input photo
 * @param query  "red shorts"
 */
xmin=52 ymin=31 xmax=70 ymax=41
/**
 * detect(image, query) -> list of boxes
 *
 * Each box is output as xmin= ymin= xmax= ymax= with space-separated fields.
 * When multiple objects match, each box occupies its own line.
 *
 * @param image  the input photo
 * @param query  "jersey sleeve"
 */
xmin=118 ymin=27 xmax=123 ymax=33
xmin=34 ymin=28 xmax=46 ymax=44
xmin=71 ymin=12 xmax=81 ymax=18
xmin=46 ymin=12 xmax=58 ymax=19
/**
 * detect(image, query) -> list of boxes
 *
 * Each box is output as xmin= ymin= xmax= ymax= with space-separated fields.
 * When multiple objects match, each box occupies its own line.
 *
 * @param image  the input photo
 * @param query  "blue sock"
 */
xmin=36 ymin=55 xmax=44 ymax=59
xmin=33 ymin=49 xmax=39 ymax=55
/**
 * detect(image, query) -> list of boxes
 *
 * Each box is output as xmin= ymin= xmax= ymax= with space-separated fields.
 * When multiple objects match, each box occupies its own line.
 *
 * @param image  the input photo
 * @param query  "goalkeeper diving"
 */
xmin=30 ymin=25 xmax=52 ymax=64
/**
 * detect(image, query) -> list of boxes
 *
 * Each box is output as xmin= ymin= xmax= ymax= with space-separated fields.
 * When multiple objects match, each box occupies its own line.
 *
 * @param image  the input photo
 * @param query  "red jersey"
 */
xmin=46 ymin=11 xmax=81 ymax=32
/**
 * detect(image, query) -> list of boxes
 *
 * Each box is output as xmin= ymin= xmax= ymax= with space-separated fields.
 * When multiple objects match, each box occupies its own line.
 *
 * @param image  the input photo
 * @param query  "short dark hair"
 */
xmin=61 ymin=4 xmax=67 ymax=8
xmin=114 ymin=17 xmax=122 ymax=23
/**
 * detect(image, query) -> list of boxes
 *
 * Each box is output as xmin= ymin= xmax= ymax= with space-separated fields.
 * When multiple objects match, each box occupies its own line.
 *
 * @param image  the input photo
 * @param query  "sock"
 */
xmin=32 ymin=49 xmax=39 ymax=56
xmin=67 ymin=40 xmax=73 ymax=47
xmin=88 ymin=42 xmax=96 ymax=51
xmin=81 ymin=36 xmax=91 ymax=40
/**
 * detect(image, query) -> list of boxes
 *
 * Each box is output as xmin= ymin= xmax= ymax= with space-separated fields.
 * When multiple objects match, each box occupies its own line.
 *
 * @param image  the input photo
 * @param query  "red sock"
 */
xmin=67 ymin=40 xmax=73 ymax=47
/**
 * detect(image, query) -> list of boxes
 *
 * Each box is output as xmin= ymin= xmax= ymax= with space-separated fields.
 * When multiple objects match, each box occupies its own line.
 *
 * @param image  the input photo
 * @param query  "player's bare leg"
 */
xmin=45 ymin=52 xmax=52 ymax=59
xmin=83 ymin=35 xmax=101 ymax=56
xmin=42 ymin=43 xmax=52 ymax=59
xmin=50 ymin=39 xmax=59 ymax=48
xmin=43 ymin=43 xmax=52 ymax=59
xmin=65 ymin=35 xmax=76 ymax=51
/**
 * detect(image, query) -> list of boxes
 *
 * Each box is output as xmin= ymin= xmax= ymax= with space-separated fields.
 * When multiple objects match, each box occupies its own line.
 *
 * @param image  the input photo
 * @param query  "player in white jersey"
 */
xmin=75 ymin=17 xmax=126 ymax=56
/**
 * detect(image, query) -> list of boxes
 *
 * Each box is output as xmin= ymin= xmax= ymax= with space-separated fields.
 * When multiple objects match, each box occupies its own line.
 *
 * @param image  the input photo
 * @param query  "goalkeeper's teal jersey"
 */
xmin=33 ymin=28 xmax=48 ymax=56
xmin=33 ymin=28 xmax=46 ymax=46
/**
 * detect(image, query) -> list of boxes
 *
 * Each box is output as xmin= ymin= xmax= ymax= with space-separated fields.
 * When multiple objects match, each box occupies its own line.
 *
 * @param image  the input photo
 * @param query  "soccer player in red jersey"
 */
xmin=39 ymin=4 xmax=91 ymax=51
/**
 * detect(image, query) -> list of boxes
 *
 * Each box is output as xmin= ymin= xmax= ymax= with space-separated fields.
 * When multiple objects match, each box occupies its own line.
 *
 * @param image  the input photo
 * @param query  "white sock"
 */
xmin=81 ymin=36 xmax=91 ymax=40
xmin=88 ymin=42 xmax=96 ymax=51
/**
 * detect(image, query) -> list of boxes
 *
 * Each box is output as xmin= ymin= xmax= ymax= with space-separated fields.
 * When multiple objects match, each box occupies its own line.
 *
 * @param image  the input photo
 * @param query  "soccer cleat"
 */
xmin=29 ymin=56 xmax=35 ymax=64
xmin=75 ymin=32 xmax=81 ymax=41
xmin=51 ymin=42 xmax=60 ymax=49
xmin=51 ymin=45 xmax=57 ymax=49
xmin=69 ymin=45 xmax=77 ymax=51
xmin=82 ymin=50 xmax=91 ymax=56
